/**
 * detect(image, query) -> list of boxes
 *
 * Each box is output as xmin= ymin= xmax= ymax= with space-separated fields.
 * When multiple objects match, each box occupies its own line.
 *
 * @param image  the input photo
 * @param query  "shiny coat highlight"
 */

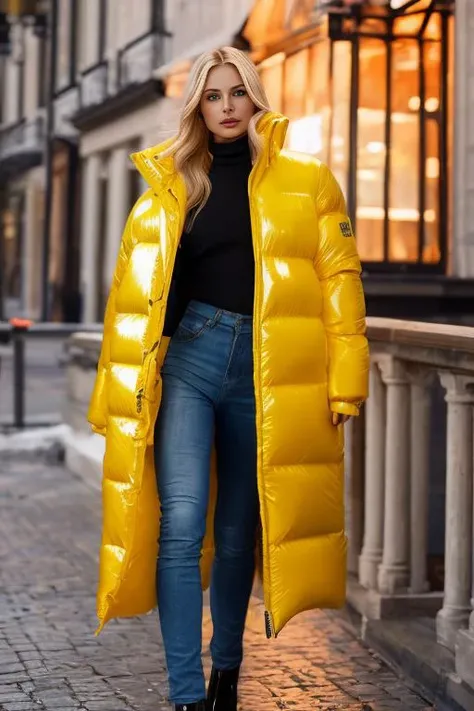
xmin=88 ymin=113 xmax=369 ymax=636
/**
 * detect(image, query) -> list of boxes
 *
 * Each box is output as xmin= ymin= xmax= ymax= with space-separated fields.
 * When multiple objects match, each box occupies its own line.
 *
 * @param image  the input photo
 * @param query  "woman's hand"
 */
xmin=332 ymin=413 xmax=351 ymax=426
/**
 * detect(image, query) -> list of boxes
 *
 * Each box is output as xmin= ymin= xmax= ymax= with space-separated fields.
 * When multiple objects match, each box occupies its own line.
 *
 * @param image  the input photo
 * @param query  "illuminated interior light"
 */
xmin=286 ymin=115 xmax=323 ymax=155
xmin=356 ymin=207 xmax=435 ymax=222
xmin=357 ymin=169 xmax=379 ymax=181
xmin=426 ymin=157 xmax=439 ymax=179
xmin=408 ymin=96 xmax=421 ymax=111
xmin=366 ymin=141 xmax=385 ymax=154
xmin=425 ymin=97 xmax=439 ymax=112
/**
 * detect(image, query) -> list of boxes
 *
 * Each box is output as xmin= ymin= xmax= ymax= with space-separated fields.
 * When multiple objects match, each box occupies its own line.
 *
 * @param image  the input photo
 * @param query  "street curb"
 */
xmin=0 ymin=424 xmax=68 ymax=461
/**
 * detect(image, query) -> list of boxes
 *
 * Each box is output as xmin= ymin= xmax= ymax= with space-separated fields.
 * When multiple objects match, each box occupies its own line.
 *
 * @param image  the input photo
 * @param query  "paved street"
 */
xmin=0 ymin=456 xmax=435 ymax=711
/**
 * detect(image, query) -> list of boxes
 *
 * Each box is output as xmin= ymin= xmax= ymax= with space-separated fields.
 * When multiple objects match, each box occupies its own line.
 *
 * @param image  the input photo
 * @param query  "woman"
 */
xmin=88 ymin=47 xmax=369 ymax=711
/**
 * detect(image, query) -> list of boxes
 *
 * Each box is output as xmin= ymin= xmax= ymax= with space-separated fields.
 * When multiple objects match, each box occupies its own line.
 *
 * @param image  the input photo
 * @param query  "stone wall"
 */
xmin=63 ymin=332 xmax=102 ymax=434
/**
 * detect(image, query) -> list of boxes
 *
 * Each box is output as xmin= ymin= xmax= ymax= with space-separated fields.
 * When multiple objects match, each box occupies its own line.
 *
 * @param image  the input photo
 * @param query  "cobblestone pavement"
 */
xmin=0 ymin=457 xmax=434 ymax=711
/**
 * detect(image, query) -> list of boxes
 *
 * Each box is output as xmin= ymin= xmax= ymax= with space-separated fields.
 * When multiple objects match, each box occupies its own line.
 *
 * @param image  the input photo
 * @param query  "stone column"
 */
xmin=345 ymin=409 xmax=365 ymax=575
xmin=456 ymin=551 xmax=474 ymax=687
xmin=378 ymin=357 xmax=411 ymax=594
xmin=79 ymin=154 xmax=101 ymax=323
xmin=436 ymin=374 xmax=474 ymax=650
xmin=104 ymin=147 xmax=130 ymax=289
xmin=408 ymin=367 xmax=433 ymax=594
xmin=452 ymin=0 xmax=474 ymax=276
xmin=359 ymin=358 xmax=386 ymax=589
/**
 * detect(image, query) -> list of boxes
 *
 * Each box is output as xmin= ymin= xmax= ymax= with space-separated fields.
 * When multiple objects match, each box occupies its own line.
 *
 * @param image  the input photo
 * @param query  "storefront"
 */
xmin=245 ymin=0 xmax=454 ymax=276
xmin=0 ymin=116 xmax=45 ymax=320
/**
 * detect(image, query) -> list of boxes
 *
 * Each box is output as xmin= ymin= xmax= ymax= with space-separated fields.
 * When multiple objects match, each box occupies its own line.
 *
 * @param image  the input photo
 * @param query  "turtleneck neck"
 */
xmin=209 ymin=133 xmax=250 ymax=165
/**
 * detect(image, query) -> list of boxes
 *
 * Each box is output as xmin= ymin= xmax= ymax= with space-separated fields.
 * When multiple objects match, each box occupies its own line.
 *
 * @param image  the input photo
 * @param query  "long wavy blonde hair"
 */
xmin=160 ymin=47 xmax=272 ymax=226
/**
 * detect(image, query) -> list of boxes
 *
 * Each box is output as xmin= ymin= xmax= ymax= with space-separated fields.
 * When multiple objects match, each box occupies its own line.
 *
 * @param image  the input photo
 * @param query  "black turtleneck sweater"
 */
xmin=163 ymin=134 xmax=254 ymax=336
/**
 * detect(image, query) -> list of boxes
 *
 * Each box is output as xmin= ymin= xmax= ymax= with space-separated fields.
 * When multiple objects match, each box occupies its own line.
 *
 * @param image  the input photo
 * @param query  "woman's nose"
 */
xmin=223 ymin=98 xmax=234 ymax=113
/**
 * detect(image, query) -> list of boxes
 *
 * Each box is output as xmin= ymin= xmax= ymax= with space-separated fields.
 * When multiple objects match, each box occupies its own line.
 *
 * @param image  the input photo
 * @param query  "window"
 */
xmin=350 ymin=3 xmax=450 ymax=269
xmin=37 ymin=33 xmax=47 ymax=107
xmin=56 ymin=0 xmax=77 ymax=92
xmin=96 ymin=167 xmax=108 ymax=320
xmin=2 ymin=192 xmax=24 ymax=303
xmin=259 ymin=0 xmax=454 ymax=272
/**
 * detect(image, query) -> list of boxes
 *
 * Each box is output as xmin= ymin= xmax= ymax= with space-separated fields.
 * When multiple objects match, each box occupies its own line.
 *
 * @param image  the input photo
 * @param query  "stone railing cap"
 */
xmin=367 ymin=317 xmax=474 ymax=353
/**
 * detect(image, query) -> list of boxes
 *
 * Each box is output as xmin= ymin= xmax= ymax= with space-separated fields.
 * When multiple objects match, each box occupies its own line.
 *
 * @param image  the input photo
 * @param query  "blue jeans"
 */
xmin=154 ymin=301 xmax=259 ymax=705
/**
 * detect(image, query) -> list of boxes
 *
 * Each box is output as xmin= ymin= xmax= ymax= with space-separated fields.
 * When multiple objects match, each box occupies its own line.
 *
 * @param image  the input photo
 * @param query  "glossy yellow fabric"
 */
xmin=88 ymin=112 xmax=369 ymax=636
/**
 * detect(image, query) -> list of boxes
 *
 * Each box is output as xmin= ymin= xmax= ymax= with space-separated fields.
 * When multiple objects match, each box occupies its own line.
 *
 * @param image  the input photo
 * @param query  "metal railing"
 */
xmin=0 ymin=116 xmax=45 ymax=160
xmin=117 ymin=30 xmax=165 ymax=89
xmin=79 ymin=60 xmax=108 ymax=109
xmin=0 ymin=320 xmax=102 ymax=430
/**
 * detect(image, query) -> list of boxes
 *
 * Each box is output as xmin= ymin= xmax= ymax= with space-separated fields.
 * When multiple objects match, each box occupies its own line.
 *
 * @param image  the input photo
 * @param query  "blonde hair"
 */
xmin=160 ymin=47 xmax=272 ymax=226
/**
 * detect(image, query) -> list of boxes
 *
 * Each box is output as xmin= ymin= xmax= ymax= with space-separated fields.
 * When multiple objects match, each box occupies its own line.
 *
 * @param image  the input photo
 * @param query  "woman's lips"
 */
xmin=220 ymin=119 xmax=240 ymax=127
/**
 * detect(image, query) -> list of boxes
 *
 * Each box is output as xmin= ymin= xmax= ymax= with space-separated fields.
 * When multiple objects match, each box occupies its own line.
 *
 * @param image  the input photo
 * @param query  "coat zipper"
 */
xmin=248 ymin=155 xmax=277 ymax=640
xmin=136 ymin=184 xmax=184 ymax=416
xmin=264 ymin=609 xmax=275 ymax=639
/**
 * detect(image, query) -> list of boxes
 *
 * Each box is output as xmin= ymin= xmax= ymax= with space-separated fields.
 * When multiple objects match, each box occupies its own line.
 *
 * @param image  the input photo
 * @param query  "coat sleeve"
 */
xmin=87 ymin=203 xmax=138 ymax=436
xmin=314 ymin=163 xmax=369 ymax=417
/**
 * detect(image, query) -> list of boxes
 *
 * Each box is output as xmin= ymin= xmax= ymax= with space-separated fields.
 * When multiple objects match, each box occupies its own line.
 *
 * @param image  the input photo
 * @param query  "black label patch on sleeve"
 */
xmin=339 ymin=221 xmax=353 ymax=238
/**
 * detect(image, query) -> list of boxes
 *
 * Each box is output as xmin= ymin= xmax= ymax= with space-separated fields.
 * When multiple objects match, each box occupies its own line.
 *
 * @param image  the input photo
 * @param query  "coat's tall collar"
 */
xmin=130 ymin=112 xmax=290 ymax=196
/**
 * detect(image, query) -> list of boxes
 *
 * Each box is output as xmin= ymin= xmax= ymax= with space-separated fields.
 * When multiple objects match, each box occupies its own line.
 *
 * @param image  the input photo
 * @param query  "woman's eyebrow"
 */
xmin=203 ymin=84 xmax=245 ymax=93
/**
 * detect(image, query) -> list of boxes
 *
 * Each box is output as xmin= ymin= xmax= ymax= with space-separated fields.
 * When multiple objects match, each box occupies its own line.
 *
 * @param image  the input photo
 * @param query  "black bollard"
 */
xmin=13 ymin=331 xmax=25 ymax=429
xmin=10 ymin=319 xmax=32 ymax=430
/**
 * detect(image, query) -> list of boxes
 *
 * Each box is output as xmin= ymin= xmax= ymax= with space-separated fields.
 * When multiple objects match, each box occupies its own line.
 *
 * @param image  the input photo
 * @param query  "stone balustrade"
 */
xmin=346 ymin=317 xmax=474 ymax=691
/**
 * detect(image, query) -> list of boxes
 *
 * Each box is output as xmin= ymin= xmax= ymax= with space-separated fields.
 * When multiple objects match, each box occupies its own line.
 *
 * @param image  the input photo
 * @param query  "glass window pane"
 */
xmin=447 ymin=15 xmax=454 ymax=272
xmin=425 ymin=13 xmax=441 ymax=41
xmin=283 ymin=49 xmax=309 ymax=119
xmin=425 ymin=41 xmax=441 ymax=106
xmin=2 ymin=200 xmax=22 ymax=300
xmin=56 ymin=0 xmax=72 ymax=91
xmin=356 ymin=38 xmax=387 ymax=262
xmin=330 ymin=41 xmax=351 ymax=200
xmin=307 ymin=40 xmax=330 ymax=115
xmin=393 ymin=0 xmax=432 ymax=36
xmin=389 ymin=39 xmax=420 ymax=262
xmin=260 ymin=54 xmax=284 ymax=113
xmin=285 ymin=39 xmax=330 ymax=162
xmin=423 ymin=118 xmax=440 ymax=263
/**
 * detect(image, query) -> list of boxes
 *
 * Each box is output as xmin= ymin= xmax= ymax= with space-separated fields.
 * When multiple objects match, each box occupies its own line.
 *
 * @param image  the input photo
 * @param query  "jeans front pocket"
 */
xmin=174 ymin=308 xmax=213 ymax=343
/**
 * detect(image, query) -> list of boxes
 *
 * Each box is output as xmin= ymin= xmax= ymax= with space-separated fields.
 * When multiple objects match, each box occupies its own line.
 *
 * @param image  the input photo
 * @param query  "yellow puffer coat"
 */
xmin=88 ymin=112 xmax=369 ymax=637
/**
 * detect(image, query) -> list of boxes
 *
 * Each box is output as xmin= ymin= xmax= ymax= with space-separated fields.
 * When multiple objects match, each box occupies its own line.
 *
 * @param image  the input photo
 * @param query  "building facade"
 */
xmin=1 ymin=0 xmax=467 ymax=323
xmin=0 ymin=10 xmax=47 ymax=320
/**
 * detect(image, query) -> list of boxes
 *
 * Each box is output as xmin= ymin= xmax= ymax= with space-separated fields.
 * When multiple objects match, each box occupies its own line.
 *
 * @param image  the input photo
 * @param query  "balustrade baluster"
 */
xmin=436 ymin=373 xmax=474 ymax=650
xmin=408 ymin=367 xmax=433 ymax=594
xmin=359 ymin=358 xmax=386 ymax=590
xmin=377 ymin=357 xmax=411 ymax=594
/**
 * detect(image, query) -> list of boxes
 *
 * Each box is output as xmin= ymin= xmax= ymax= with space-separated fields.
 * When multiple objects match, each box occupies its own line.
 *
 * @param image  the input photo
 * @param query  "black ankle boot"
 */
xmin=206 ymin=666 xmax=239 ymax=711
xmin=175 ymin=702 xmax=206 ymax=711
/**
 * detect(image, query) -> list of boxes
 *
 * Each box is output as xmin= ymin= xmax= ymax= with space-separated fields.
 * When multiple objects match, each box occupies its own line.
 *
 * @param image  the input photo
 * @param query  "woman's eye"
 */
xmin=207 ymin=94 xmax=220 ymax=101
xmin=234 ymin=89 xmax=247 ymax=97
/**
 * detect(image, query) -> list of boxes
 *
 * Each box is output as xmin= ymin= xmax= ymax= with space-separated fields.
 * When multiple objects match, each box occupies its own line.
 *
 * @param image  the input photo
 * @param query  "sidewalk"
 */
xmin=0 ymin=456 xmax=434 ymax=711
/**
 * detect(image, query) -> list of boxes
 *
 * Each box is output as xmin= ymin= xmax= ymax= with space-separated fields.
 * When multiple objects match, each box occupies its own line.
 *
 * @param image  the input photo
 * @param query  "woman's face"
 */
xmin=200 ymin=64 xmax=256 ymax=143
